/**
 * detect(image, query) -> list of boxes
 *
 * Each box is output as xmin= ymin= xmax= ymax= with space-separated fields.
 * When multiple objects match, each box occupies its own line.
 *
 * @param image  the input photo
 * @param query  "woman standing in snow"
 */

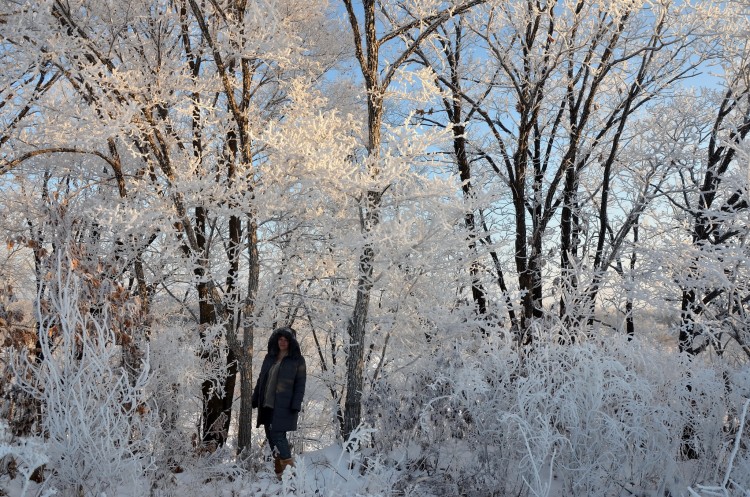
xmin=252 ymin=326 xmax=306 ymax=479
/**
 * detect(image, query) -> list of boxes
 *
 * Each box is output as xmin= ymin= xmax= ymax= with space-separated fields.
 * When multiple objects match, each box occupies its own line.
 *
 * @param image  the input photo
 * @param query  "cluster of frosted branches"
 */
xmin=12 ymin=249 xmax=155 ymax=496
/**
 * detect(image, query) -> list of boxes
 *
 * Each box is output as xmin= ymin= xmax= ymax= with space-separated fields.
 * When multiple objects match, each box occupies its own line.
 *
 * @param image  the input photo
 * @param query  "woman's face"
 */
xmin=278 ymin=335 xmax=289 ymax=352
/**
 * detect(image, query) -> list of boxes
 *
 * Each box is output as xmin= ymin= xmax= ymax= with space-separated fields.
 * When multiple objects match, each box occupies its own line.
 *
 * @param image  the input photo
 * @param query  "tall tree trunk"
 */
xmin=342 ymin=88 xmax=383 ymax=440
xmin=236 ymin=219 xmax=259 ymax=456
xmin=455 ymin=123 xmax=488 ymax=320
xmin=340 ymin=0 xmax=484 ymax=442
xmin=559 ymin=165 xmax=579 ymax=324
xmin=108 ymin=139 xmax=151 ymax=385
xmin=195 ymin=206 xmax=225 ymax=446
xmin=443 ymin=20 xmax=488 ymax=321
xmin=625 ymin=219 xmax=638 ymax=339
xmin=513 ymin=138 xmax=534 ymax=345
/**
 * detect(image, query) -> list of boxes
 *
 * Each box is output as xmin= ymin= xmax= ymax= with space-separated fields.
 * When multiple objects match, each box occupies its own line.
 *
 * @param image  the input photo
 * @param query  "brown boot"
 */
xmin=278 ymin=457 xmax=294 ymax=479
xmin=273 ymin=456 xmax=283 ymax=479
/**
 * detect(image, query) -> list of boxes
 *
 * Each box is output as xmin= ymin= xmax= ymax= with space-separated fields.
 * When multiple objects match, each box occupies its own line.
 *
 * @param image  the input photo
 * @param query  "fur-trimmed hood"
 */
xmin=266 ymin=326 xmax=302 ymax=359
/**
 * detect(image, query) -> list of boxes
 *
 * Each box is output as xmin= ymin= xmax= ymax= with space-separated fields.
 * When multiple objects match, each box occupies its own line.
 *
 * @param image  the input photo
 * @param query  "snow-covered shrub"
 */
xmin=145 ymin=320 xmax=210 ymax=476
xmin=0 ymin=419 xmax=49 ymax=497
xmin=365 ymin=330 xmax=528 ymax=496
xmin=365 ymin=323 xmax=745 ymax=497
xmin=498 ymin=335 xmax=679 ymax=496
xmin=14 ymin=249 xmax=156 ymax=496
xmin=686 ymin=399 xmax=750 ymax=496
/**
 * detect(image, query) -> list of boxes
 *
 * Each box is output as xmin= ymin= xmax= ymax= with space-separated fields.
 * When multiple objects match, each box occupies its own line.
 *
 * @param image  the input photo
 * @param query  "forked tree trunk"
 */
xmin=340 ymin=0 xmax=486 ymax=442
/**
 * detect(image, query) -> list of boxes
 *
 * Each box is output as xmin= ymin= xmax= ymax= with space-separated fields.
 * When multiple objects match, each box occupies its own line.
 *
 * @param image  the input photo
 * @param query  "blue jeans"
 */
xmin=264 ymin=424 xmax=291 ymax=459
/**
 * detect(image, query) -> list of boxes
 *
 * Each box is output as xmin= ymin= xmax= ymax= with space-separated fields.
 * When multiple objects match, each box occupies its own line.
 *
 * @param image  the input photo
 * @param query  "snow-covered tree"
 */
xmin=0 ymin=0 xmax=344 ymax=457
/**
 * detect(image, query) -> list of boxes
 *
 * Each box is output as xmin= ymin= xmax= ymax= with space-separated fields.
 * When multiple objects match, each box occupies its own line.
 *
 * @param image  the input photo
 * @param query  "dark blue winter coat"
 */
xmin=251 ymin=327 xmax=306 ymax=432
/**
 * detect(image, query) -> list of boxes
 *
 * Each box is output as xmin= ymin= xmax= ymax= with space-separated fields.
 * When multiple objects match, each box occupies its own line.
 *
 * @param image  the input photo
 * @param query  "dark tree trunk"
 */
xmin=195 ymin=206 xmax=225 ymax=447
xmin=340 ymin=0 xmax=484 ymax=442
xmin=236 ymin=219 xmax=258 ymax=456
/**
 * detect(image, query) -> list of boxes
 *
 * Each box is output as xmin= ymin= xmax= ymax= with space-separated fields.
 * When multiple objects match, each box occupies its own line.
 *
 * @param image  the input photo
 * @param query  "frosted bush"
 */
xmin=365 ymin=326 xmax=745 ymax=497
xmin=14 ymin=251 xmax=156 ymax=496
xmin=364 ymin=331 xmax=526 ymax=495
xmin=0 ymin=420 xmax=49 ymax=497
xmin=145 ymin=320 xmax=208 ymax=479
xmin=501 ymin=338 xmax=678 ymax=495
xmin=687 ymin=399 xmax=750 ymax=496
